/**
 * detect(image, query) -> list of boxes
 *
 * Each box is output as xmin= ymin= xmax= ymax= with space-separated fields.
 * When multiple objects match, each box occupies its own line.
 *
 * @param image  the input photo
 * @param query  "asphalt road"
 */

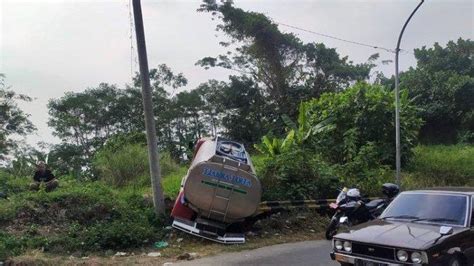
xmin=173 ymin=240 xmax=338 ymax=266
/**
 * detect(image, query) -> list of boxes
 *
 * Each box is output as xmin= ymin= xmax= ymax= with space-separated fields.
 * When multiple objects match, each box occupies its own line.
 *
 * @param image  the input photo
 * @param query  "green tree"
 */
xmin=174 ymin=90 xmax=206 ymax=141
xmin=7 ymin=143 xmax=43 ymax=177
xmin=47 ymin=64 xmax=188 ymax=173
xmin=133 ymin=64 xmax=188 ymax=144
xmin=218 ymin=76 xmax=270 ymax=146
xmin=46 ymin=143 xmax=87 ymax=177
xmin=197 ymin=0 xmax=372 ymax=121
xmin=194 ymin=80 xmax=226 ymax=137
xmin=0 ymin=74 xmax=36 ymax=161
xmin=397 ymin=38 xmax=473 ymax=143
xmin=48 ymin=83 xmax=124 ymax=163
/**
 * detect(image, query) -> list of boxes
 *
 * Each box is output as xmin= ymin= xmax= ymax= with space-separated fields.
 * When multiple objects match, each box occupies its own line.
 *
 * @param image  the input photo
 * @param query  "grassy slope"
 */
xmin=0 ymin=176 xmax=183 ymax=260
xmin=1 ymin=145 xmax=472 ymax=261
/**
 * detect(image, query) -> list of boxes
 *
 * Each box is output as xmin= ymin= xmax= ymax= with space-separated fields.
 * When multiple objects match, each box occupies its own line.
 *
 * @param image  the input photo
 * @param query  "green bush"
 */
xmin=78 ymin=217 xmax=156 ymax=251
xmin=0 ymin=182 xmax=117 ymax=226
xmin=0 ymin=170 xmax=30 ymax=196
xmin=256 ymin=149 xmax=339 ymax=200
xmin=303 ymin=82 xmax=422 ymax=167
xmin=0 ymin=232 xmax=22 ymax=260
xmin=255 ymin=83 xmax=422 ymax=199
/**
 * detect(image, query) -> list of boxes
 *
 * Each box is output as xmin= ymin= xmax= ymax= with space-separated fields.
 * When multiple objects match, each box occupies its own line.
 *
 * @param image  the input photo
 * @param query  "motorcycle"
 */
xmin=325 ymin=183 xmax=399 ymax=240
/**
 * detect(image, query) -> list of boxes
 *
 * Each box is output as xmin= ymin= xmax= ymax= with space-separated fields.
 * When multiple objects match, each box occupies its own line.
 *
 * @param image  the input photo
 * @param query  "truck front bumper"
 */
xmin=172 ymin=218 xmax=245 ymax=244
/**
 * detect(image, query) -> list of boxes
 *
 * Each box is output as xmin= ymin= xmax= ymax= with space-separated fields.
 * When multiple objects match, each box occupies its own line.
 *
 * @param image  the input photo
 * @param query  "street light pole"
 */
xmin=395 ymin=0 xmax=424 ymax=186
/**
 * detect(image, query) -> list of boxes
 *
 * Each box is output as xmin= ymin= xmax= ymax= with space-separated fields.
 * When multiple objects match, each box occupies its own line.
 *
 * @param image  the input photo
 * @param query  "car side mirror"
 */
xmin=439 ymin=226 xmax=453 ymax=236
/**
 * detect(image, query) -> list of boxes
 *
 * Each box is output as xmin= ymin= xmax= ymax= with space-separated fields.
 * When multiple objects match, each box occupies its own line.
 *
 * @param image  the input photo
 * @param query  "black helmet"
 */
xmin=382 ymin=183 xmax=400 ymax=198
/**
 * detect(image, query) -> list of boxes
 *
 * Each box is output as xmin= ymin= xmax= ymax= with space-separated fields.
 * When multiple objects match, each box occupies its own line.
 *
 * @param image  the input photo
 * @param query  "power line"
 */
xmin=127 ymin=0 xmax=138 ymax=82
xmin=275 ymin=21 xmax=413 ymax=55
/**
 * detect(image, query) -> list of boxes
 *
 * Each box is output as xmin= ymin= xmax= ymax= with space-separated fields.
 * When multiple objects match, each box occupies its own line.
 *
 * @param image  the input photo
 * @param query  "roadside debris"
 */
xmin=114 ymin=252 xmax=127 ymax=257
xmin=246 ymin=231 xmax=257 ymax=237
xmin=147 ymin=252 xmax=162 ymax=257
xmin=176 ymin=252 xmax=199 ymax=261
xmin=154 ymin=241 xmax=169 ymax=249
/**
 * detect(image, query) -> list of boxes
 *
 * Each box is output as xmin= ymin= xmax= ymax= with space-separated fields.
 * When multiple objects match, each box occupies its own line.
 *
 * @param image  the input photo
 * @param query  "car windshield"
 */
xmin=380 ymin=193 xmax=468 ymax=226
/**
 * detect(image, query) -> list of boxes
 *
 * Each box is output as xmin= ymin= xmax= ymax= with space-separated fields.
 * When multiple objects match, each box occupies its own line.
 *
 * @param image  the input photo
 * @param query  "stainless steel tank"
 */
xmin=183 ymin=137 xmax=261 ymax=224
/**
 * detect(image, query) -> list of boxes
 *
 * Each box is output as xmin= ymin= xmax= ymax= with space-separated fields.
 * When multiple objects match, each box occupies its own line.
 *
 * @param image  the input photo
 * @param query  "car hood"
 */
xmin=335 ymin=219 xmax=467 ymax=250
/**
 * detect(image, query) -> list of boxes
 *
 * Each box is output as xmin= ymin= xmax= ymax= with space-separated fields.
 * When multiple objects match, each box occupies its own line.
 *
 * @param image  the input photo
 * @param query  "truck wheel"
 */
xmin=325 ymin=219 xmax=339 ymax=240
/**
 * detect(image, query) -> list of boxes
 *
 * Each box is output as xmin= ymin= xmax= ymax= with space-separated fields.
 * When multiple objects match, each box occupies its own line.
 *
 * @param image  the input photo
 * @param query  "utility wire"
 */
xmin=127 ymin=0 xmax=133 ymax=81
xmin=275 ymin=21 xmax=413 ymax=55
xmin=127 ymin=0 xmax=138 ymax=82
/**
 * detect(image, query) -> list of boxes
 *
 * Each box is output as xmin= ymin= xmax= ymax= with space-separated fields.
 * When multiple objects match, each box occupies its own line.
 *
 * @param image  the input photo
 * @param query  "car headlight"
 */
xmin=397 ymin=250 xmax=409 ymax=262
xmin=411 ymin=251 xmax=422 ymax=263
xmin=334 ymin=240 xmax=343 ymax=250
xmin=343 ymin=241 xmax=352 ymax=252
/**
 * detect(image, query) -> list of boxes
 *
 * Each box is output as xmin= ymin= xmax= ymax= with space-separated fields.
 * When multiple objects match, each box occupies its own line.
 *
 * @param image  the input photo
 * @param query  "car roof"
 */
xmin=406 ymin=187 xmax=474 ymax=195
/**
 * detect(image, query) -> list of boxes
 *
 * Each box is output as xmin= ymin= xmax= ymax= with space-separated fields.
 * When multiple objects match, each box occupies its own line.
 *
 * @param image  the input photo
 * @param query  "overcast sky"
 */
xmin=1 ymin=0 xmax=473 ymax=147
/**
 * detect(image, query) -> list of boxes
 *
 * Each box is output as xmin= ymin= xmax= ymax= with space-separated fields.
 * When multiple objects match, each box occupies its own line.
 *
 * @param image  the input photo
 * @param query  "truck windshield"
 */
xmin=380 ymin=193 xmax=468 ymax=226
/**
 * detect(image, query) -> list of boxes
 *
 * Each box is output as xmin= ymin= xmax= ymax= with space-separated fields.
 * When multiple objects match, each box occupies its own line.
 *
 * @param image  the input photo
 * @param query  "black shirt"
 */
xmin=33 ymin=170 xmax=55 ymax=182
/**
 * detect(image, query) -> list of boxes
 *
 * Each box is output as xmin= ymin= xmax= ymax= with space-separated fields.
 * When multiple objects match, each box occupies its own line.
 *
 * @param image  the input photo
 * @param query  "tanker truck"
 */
xmin=171 ymin=137 xmax=262 ymax=244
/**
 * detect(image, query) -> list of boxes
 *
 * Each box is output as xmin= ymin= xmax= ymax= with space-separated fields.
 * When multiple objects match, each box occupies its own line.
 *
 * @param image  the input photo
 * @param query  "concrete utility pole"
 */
xmin=132 ymin=0 xmax=165 ymax=215
xmin=394 ymin=0 xmax=424 ymax=186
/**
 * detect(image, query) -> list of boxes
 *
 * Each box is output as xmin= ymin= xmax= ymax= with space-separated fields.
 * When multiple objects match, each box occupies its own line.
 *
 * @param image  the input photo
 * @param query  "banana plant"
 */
xmin=254 ymin=135 xmax=284 ymax=157
xmin=255 ymin=102 xmax=334 ymax=157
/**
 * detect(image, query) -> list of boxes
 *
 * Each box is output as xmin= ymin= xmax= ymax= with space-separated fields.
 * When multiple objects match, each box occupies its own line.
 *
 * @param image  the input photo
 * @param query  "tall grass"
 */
xmin=162 ymin=166 xmax=187 ymax=197
xmin=94 ymin=144 xmax=180 ymax=187
xmin=403 ymin=145 xmax=474 ymax=188
xmin=94 ymin=144 xmax=149 ymax=186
